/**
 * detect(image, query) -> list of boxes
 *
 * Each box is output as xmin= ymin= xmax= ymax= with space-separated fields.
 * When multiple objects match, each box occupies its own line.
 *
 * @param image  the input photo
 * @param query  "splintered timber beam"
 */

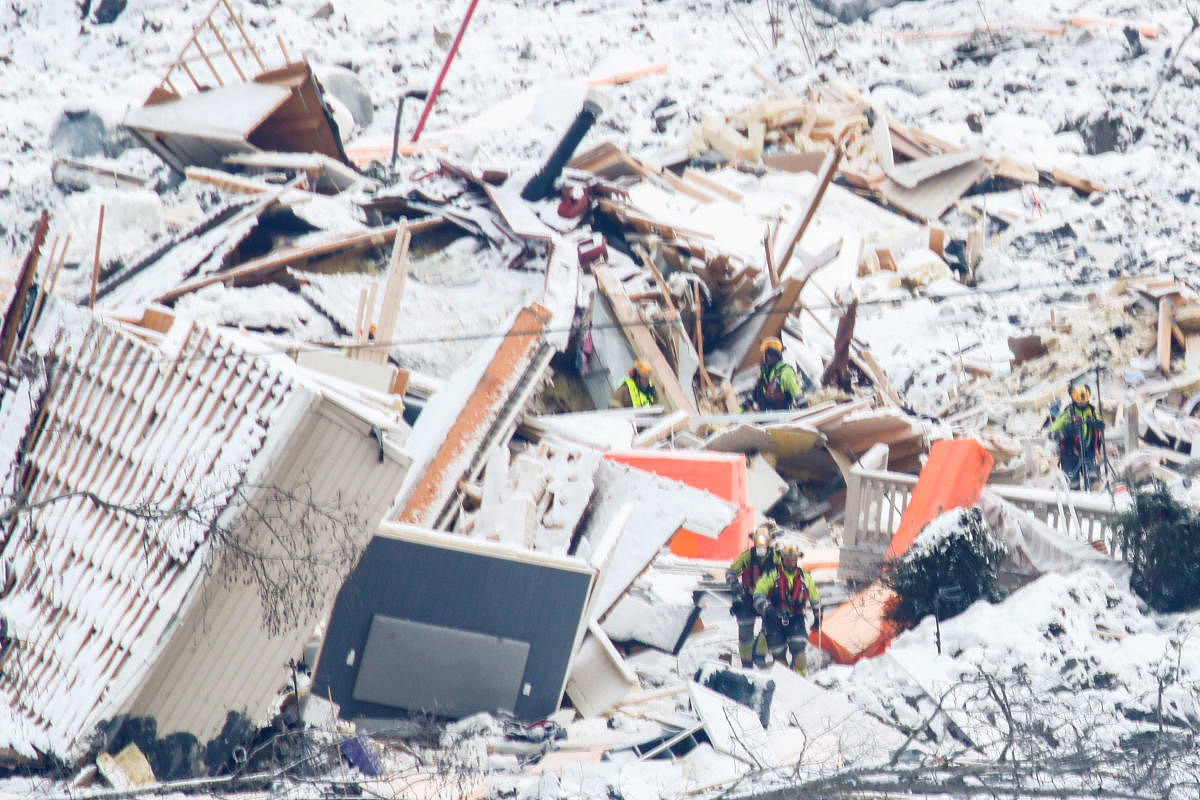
xmin=593 ymin=265 xmax=697 ymax=414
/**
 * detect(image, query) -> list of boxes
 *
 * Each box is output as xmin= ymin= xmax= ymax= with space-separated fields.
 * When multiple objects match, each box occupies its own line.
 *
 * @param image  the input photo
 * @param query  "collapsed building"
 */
xmin=3 ymin=2 xmax=1189 ymax=795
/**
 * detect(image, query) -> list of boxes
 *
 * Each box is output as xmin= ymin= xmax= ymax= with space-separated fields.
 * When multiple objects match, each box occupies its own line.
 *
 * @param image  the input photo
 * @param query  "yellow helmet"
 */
xmin=776 ymin=541 xmax=802 ymax=560
xmin=1070 ymin=384 xmax=1090 ymax=405
xmin=631 ymin=360 xmax=652 ymax=379
xmin=760 ymin=337 xmax=783 ymax=356
xmin=752 ymin=526 xmax=772 ymax=549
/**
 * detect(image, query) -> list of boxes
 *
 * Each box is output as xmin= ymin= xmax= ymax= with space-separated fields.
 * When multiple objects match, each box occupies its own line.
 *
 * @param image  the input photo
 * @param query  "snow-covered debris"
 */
xmin=823 ymin=566 xmax=1200 ymax=774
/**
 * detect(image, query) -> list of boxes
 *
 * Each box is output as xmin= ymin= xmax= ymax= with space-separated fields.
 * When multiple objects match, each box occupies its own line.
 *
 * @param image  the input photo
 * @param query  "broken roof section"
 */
xmin=123 ymin=0 xmax=351 ymax=175
xmin=0 ymin=295 xmax=412 ymax=765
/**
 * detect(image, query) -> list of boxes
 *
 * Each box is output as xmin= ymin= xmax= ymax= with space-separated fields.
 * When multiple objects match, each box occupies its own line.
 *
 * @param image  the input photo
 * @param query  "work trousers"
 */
xmin=762 ymin=613 xmax=809 ymax=675
xmin=731 ymin=599 xmax=768 ymax=667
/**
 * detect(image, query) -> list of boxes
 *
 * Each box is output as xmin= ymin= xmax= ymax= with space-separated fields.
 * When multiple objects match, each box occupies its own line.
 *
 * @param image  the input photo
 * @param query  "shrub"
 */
xmin=1115 ymin=481 xmax=1200 ymax=613
xmin=882 ymin=506 xmax=1008 ymax=629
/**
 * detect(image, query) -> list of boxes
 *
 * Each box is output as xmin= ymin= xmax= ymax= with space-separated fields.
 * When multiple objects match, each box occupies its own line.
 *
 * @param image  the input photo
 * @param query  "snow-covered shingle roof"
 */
xmin=0 ymin=299 xmax=299 ymax=759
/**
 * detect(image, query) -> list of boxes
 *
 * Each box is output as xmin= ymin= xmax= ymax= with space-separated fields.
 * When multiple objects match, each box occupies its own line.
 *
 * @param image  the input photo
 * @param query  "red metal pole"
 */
xmin=409 ymin=0 xmax=482 ymax=143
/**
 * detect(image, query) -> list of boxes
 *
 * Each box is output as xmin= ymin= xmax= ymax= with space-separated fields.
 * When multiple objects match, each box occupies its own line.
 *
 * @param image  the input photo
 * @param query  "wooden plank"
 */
xmin=631 ymin=409 xmax=691 ymax=448
xmin=1159 ymin=296 xmax=1174 ymax=374
xmin=155 ymin=217 xmax=441 ymax=302
xmin=185 ymin=166 xmax=277 ymax=194
xmin=483 ymin=183 xmax=556 ymax=240
xmin=1050 ymin=167 xmax=1104 ymax=195
xmin=660 ymin=169 xmax=716 ymax=203
xmin=593 ymin=265 xmax=696 ymax=414
xmin=0 ymin=212 xmax=49 ymax=363
xmin=879 ymin=158 xmax=988 ymax=222
xmin=777 ymin=147 xmax=842 ymax=274
xmin=735 ymin=278 xmax=804 ymax=373
xmin=885 ymin=149 xmax=982 ymax=189
xmin=364 ymin=220 xmax=412 ymax=365
xmin=987 ymin=155 xmax=1040 ymax=183
xmin=682 ymin=167 xmax=744 ymax=202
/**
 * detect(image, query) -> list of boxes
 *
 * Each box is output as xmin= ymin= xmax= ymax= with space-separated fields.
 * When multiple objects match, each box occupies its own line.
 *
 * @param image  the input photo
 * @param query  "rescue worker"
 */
xmin=725 ymin=525 xmax=778 ymax=668
xmin=1050 ymin=384 xmax=1104 ymax=490
xmin=609 ymin=360 xmax=657 ymax=409
xmin=753 ymin=541 xmax=821 ymax=675
xmin=748 ymin=338 xmax=804 ymax=411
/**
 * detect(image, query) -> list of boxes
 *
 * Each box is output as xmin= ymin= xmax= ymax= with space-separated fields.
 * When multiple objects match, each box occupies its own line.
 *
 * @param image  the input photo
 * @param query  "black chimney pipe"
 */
xmin=520 ymin=95 xmax=605 ymax=202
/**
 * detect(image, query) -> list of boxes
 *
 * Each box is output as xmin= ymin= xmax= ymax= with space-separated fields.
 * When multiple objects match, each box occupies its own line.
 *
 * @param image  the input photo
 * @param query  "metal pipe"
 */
xmin=520 ymin=95 xmax=604 ymax=201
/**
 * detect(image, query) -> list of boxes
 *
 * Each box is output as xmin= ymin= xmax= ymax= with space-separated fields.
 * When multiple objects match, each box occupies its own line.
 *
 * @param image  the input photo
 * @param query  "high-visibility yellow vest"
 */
xmin=623 ymin=376 xmax=655 ymax=407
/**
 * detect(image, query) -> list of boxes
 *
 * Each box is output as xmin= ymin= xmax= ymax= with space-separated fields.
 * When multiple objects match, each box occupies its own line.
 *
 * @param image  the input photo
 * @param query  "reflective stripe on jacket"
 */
xmin=623 ymin=376 xmax=655 ymax=407
xmin=753 ymin=567 xmax=820 ymax=616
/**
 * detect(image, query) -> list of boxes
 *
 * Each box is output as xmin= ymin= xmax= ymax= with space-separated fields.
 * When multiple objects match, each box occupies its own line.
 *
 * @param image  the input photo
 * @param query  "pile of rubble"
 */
xmin=0 ymin=3 xmax=1192 ymax=798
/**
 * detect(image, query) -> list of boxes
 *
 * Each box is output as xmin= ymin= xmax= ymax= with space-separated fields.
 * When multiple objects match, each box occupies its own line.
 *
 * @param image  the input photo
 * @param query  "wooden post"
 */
xmin=90 ymin=205 xmax=105 ymax=309
xmin=1158 ymin=296 xmax=1174 ymax=374
xmin=371 ymin=220 xmax=412 ymax=364
xmin=692 ymin=282 xmax=714 ymax=396
xmin=0 ymin=212 xmax=49 ymax=363
xmin=48 ymin=234 xmax=71 ymax=297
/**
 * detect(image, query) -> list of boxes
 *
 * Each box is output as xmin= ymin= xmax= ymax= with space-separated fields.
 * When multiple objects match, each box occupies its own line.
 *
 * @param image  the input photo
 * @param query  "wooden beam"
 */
xmin=155 ymin=217 xmax=442 ymax=303
xmin=367 ymin=220 xmax=412 ymax=364
xmin=593 ymin=265 xmax=696 ymax=414
xmin=90 ymin=204 xmax=105 ymax=308
xmin=0 ymin=212 xmax=49 ymax=363
xmin=736 ymin=278 xmax=803 ymax=373
xmin=776 ymin=146 xmax=842 ymax=275
xmin=1158 ymin=296 xmax=1174 ymax=374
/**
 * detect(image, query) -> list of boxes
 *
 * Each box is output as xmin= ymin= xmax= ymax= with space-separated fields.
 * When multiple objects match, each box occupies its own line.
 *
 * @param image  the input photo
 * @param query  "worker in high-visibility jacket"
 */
xmin=725 ymin=525 xmax=778 ymax=668
xmin=609 ymin=359 xmax=658 ymax=408
xmin=747 ymin=338 xmax=805 ymax=411
xmin=753 ymin=541 xmax=821 ymax=675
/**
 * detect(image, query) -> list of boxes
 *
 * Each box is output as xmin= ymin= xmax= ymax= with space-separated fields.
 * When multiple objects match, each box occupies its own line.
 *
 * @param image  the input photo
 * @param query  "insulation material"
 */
xmin=746 ymin=453 xmax=788 ymax=514
xmin=576 ymin=460 xmax=737 ymax=620
xmin=978 ymin=492 xmax=1131 ymax=583
xmin=604 ymin=450 xmax=753 ymax=560
xmin=564 ymin=623 xmax=639 ymax=717
xmin=601 ymin=572 xmax=699 ymax=652
xmin=687 ymin=682 xmax=772 ymax=766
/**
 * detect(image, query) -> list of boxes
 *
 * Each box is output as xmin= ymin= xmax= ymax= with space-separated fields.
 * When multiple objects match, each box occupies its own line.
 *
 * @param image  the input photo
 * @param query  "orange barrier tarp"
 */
xmin=605 ymin=450 xmax=754 ymax=560
xmin=813 ymin=439 xmax=994 ymax=664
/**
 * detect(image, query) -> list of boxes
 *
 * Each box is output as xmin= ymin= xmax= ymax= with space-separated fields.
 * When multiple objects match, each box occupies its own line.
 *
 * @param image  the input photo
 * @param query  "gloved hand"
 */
xmin=725 ymin=574 xmax=740 ymax=592
xmin=1095 ymin=418 xmax=1106 ymax=431
xmin=812 ymin=613 xmax=822 ymax=632
xmin=758 ymin=600 xmax=774 ymax=618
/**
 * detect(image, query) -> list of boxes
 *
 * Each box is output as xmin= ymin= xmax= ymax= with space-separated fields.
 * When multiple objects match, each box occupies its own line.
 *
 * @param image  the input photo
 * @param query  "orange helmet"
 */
xmin=631 ymin=360 xmax=652 ymax=379
xmin=1070 ymin=384 xmax=1090 ymax=405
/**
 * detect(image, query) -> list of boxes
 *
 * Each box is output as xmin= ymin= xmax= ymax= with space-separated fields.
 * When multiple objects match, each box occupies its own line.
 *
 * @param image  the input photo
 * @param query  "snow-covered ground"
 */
xmin=4 ymin=0 xmax=1200 ymax=796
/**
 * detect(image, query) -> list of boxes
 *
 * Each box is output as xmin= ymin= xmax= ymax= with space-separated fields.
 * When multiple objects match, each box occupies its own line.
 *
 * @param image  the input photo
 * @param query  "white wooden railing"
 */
xmin=843 ymin=466 xmax=1125 ymax=557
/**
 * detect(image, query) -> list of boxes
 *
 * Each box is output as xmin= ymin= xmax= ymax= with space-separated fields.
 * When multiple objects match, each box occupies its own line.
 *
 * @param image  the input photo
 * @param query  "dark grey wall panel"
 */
xmin=352 ymin=615 xmax=529 ymax=717
xmin=313 ymin=532 xmax=593 ymax=721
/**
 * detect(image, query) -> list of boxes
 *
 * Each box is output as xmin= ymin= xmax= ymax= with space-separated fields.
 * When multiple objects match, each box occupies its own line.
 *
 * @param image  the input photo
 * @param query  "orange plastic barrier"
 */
xmin=885 ymin=438 xmax=994 ymax=560
xmin=812 ymin=439 xmax=994 ymax=664
xmin=604 ymin=450 xmax=754 ymax=560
